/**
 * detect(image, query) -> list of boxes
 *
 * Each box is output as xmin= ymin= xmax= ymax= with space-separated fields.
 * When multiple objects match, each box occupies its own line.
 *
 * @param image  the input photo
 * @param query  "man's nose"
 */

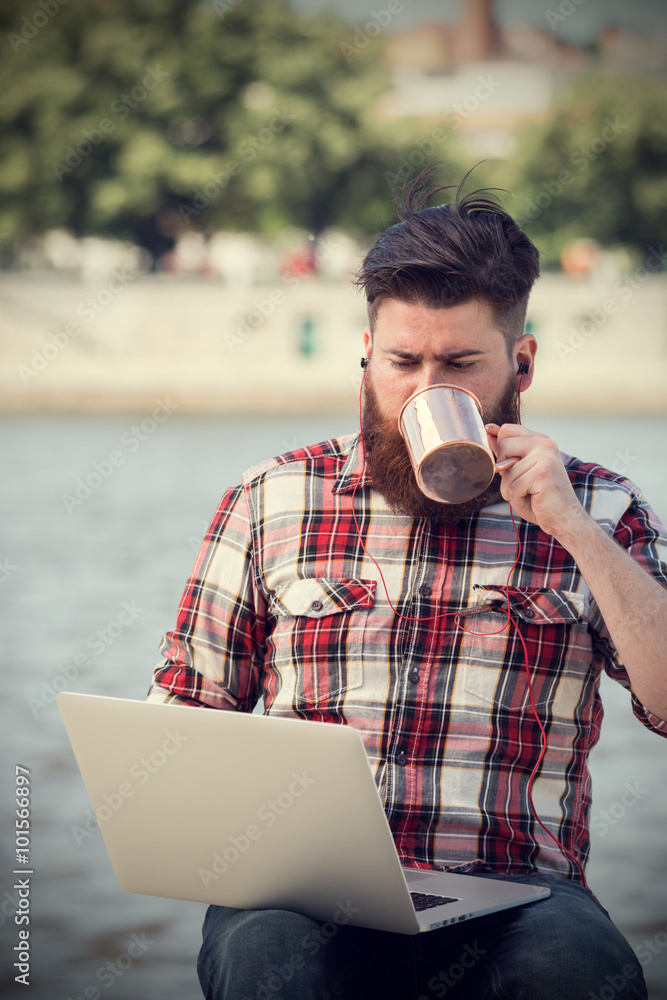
xmin=416 ymin=364 xmax=449 ymax=391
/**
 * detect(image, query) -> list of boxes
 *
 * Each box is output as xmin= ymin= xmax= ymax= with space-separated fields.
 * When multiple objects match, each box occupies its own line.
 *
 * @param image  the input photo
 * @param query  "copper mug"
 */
xmin=398 ymin=384 xmax=515 ymax=504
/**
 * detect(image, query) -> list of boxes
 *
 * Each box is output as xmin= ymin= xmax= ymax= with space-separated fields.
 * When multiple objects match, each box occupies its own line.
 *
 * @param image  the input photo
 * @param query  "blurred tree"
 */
xmin=488 ymin=75 xmax=667 ymax=265
xmin=0 ymin=0 xmax=459 ymax=260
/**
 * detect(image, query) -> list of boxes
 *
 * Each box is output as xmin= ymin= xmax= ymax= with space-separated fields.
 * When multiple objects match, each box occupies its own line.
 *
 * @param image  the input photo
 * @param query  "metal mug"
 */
xmin=398 ymin=384 xmax=514 ymax=504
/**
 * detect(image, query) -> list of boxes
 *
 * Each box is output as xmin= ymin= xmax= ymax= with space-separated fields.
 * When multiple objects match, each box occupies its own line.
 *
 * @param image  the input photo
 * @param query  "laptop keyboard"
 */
xmin=410 ymin=891 xmax=459 ymax=911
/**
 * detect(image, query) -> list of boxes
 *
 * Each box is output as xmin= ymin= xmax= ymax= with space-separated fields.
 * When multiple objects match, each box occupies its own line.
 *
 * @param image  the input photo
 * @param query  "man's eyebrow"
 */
xmin=384 ymin=348 xmax=487 ymax=361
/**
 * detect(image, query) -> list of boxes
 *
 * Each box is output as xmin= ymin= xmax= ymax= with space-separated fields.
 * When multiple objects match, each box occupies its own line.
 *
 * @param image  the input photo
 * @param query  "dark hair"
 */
xmin=356 ymin=169 xmax=540 ymax=347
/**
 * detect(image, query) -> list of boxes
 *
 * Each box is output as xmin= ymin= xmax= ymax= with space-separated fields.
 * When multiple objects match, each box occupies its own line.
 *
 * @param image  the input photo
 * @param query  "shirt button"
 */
xmin=310 ymin=600 xmax=323 ymax=611
xmin=408 ymin=670 xmax=420 ymax=684
xmin=522 ymin=608 xmax=535 ymax=619
xmin=419 ymin=585 xmax=432 ymax=597
xmin=396 ymin=752 xmax=408 ymax=766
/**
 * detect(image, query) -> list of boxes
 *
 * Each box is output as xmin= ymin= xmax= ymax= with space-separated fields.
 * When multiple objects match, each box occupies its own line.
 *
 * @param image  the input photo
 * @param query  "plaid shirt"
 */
xmin=149 ymin=433 xmax=667 ymax=881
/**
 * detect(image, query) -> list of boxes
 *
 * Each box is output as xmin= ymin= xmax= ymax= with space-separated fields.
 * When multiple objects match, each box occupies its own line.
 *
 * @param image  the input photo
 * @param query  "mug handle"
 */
xmin=495 ymin=457 xmax=518 ymax=471
xmin=485 ymin=424 xmax=519 ymax=473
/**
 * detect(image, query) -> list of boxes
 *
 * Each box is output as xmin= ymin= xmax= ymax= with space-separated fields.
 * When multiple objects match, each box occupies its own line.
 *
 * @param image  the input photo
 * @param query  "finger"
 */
xmin=486 ymin=423 xmax=532 ymax=460
xmin=495 ymin=435 xmax=546 ymax=464
xmin=485 ymin=424 xmax=501 ymax=458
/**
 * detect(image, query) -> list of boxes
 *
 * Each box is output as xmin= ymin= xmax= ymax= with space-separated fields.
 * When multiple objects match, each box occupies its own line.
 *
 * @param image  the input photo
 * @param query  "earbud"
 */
xmin=360 ymin=357 xmax=370 ymax=370
xmin=517 ymin=362 xmax=530 ymax=375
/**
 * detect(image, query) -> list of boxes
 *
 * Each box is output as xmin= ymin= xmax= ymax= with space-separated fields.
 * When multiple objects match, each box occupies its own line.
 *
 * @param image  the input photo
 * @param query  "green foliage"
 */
xmin=0 ymin=0 xmax=460 ymax=254
xmin=486 ymin=74 xmax=667 ymax=264
xmin=4 ymin=1 xmax=660 ymax=263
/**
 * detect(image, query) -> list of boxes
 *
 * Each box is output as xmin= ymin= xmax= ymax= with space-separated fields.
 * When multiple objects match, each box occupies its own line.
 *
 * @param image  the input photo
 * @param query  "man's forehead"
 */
xmin=373 ymin=296 xmax=494 ymax=323
xmin=370 ymin=297 xmax=503 ymax=345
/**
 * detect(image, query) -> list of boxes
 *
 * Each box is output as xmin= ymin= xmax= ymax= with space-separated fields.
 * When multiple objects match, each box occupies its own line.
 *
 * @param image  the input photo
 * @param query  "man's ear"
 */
xmin=363 ymin=326 xmax=372 ymax=359
xmin=513 ymin=333 xmax=537 ymax=390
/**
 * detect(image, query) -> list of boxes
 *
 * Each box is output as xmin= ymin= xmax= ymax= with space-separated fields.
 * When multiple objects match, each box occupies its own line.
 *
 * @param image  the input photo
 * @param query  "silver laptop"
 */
xmin=57 ymin=692 xmax=549 ymax=934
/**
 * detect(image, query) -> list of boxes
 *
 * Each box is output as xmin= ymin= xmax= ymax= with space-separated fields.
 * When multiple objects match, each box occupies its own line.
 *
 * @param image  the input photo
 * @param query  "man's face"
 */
xmin=361 ymin=297 xmax=536 ymax=522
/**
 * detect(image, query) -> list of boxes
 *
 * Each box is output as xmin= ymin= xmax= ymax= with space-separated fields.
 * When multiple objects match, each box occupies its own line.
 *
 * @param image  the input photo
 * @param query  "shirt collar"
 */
xmin=333 ymin=433 xmax=373 ymax=494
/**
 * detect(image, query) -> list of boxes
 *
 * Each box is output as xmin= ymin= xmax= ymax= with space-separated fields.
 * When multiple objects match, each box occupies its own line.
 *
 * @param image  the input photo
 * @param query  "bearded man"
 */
xmin=148 ymin=176 xmax=666 ymax=999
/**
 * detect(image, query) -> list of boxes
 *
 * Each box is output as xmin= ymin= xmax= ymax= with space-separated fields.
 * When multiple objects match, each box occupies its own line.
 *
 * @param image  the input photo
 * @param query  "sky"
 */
xmin=288 ymin=0 xmax=667 ymax=44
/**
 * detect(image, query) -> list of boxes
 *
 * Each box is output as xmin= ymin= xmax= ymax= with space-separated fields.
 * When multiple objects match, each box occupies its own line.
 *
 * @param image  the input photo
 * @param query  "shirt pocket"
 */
xmin=457 ymin=585 xmax=589 ymax=715
xmin=268 ymin=577 xmax=376 ymax=704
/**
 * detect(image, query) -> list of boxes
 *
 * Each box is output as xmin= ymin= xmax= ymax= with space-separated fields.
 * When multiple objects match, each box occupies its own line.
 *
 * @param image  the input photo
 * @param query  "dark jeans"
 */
xmin=197 ymin=872 xmax=647 ymax=1000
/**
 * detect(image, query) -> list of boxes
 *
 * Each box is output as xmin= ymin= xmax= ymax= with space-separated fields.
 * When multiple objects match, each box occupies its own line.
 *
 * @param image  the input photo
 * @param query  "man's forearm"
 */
xmin=555 ymin=513 xmax=667 ymax=720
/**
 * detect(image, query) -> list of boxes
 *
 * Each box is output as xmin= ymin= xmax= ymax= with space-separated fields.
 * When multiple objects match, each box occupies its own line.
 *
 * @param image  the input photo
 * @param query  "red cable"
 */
xmin=508 ymin=600 xmax=588 ymax=886
xmin=353 ymin=370 xmax=588 ymax=887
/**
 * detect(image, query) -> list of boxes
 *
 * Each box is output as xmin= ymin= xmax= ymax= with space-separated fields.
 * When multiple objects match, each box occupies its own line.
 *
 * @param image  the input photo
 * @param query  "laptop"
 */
xmin=57 ymin=692 xmax=549 ymax=934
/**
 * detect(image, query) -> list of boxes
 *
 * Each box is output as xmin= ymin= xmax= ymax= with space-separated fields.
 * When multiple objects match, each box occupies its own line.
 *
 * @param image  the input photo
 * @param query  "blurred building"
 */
xmin=596 ymin=25 xmax=667 ymax=74
xmin=376 ymin=0 xmax=666 ymax=159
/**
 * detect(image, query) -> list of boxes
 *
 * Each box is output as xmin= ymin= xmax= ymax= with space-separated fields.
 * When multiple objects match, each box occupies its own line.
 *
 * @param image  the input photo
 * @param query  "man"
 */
xmin=148 ymin=177 xmax=667 ymax=999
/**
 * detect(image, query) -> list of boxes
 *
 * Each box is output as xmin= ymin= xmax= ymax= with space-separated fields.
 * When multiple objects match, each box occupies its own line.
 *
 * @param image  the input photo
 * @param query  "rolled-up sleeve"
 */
xmin=589 ymin=490 xmax=667 ymax=737
xmin=147 ymin=484 xmax=266 ymax=711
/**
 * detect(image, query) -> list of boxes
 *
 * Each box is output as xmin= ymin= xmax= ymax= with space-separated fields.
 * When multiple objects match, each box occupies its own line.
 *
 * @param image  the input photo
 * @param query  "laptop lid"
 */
xmin=57 ymin=693 xmax=548 ymax=935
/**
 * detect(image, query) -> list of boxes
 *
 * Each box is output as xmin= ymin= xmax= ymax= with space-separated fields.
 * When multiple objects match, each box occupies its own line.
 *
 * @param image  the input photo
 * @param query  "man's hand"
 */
xmin=486 ymin=423 xmax=667 ymax=721
xmin=485 ymin=423 xmax=588 ymax=542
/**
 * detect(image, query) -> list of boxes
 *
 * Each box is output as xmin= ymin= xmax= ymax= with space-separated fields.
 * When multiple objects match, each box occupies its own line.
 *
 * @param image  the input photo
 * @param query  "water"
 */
xmin=2 ymin=412 xmax=667 ymax=999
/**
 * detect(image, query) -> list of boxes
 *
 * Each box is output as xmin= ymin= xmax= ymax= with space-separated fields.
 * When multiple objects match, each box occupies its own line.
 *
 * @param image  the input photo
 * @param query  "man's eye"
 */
xmin=389 ymin=359 xmax=475 ymax=370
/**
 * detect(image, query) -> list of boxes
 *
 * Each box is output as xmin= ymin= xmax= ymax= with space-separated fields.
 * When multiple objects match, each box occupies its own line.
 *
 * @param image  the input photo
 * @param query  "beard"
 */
xmin=361 ymin=374 xmax=519 ymax=525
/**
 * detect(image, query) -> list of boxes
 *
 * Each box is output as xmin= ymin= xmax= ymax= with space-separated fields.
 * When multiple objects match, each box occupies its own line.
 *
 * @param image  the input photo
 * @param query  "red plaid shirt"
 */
xmin=149 ymin=433 xmax=667 ymax=881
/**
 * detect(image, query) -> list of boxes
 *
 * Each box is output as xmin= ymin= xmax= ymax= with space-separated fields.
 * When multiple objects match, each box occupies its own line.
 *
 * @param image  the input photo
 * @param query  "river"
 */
xmin=1 ymin=411 xmax=666 ymax=999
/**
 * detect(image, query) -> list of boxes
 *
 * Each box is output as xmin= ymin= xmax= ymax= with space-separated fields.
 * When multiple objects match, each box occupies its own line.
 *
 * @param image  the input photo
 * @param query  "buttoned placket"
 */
xmin=388 ymin=520 xmax=452 ymax=775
